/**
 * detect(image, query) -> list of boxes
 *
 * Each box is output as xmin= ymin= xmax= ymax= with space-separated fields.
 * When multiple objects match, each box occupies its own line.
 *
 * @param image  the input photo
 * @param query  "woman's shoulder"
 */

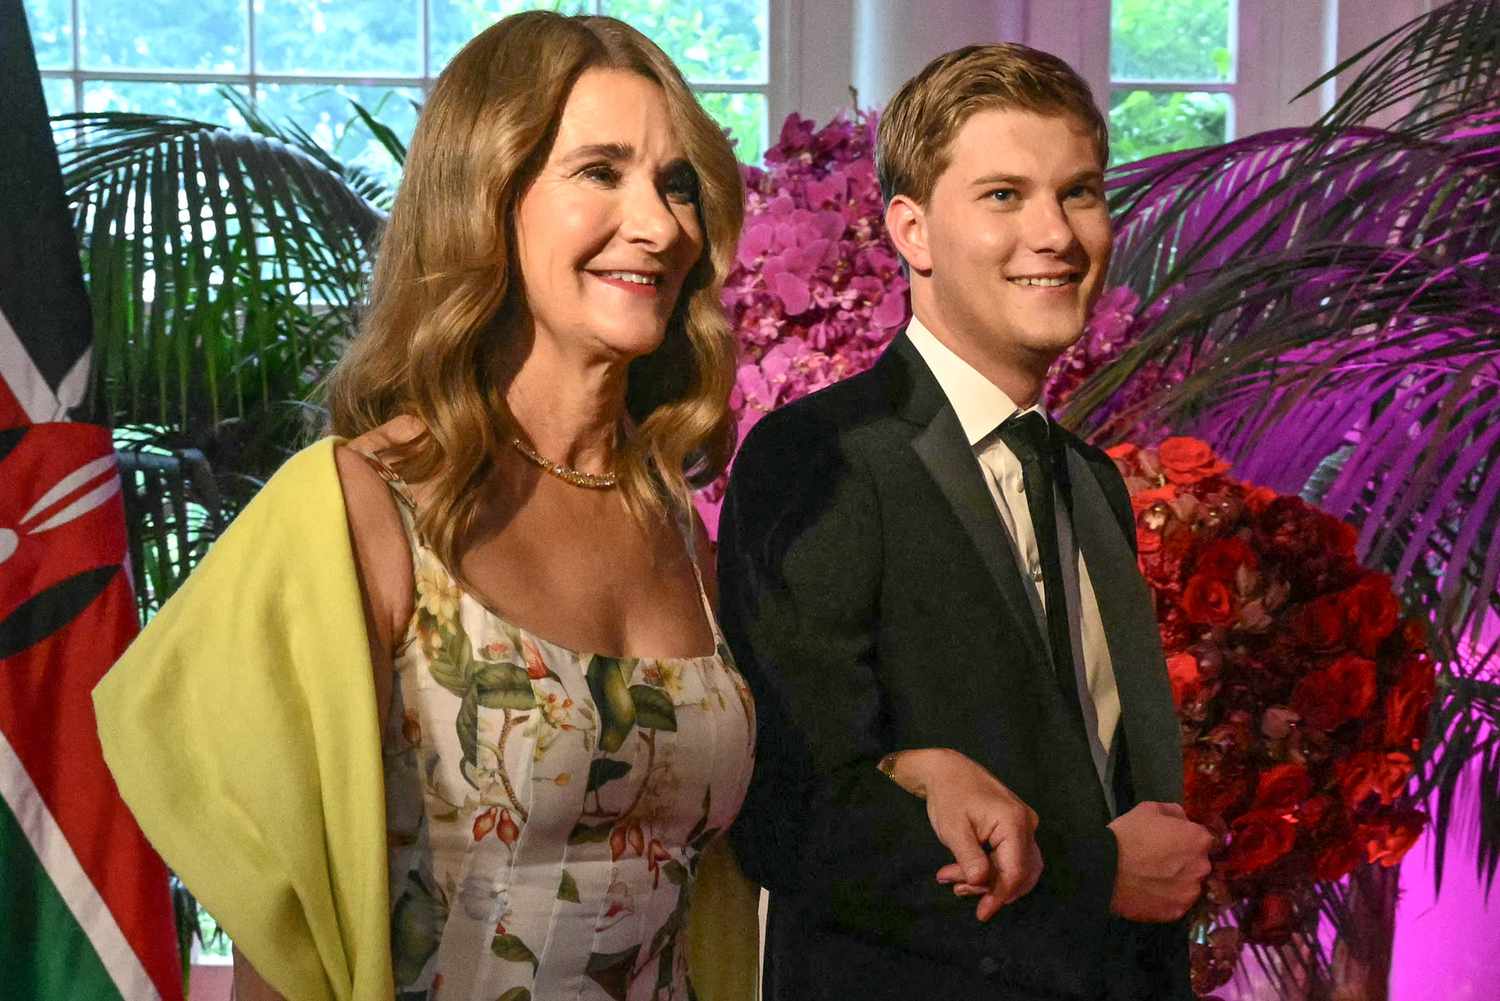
xmin=332 ymin=418 xmax=421 ymax=646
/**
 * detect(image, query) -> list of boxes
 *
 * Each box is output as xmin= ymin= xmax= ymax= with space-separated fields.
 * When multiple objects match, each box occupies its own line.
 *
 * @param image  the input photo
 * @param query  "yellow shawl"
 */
xmin=94 ymin=438 xmax=759 ymax=1001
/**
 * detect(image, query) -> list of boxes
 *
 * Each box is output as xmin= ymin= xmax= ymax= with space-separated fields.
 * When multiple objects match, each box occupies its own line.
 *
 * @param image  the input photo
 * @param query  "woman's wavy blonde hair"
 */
xmin=325 ymin=11 xmax=744 ymax=568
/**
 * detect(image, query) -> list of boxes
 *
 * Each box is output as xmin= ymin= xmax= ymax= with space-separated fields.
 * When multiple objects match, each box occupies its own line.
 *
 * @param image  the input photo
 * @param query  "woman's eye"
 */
xmin=580 ymin=164 xmax=620 ymax=185
xmin=663 ymin=165 xmax=701 ymax=204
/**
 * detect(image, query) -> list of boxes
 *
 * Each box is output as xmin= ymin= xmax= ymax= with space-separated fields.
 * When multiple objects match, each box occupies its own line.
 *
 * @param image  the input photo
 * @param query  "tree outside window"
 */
xmin=27 ymin=0 xmax=772 ymax=172
xmin=1108 ymin=0 xmax=1235 ymax=165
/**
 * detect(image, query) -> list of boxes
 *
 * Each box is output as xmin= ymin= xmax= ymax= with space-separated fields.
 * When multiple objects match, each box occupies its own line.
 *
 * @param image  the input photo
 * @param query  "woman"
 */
xmin=93 ymin=12 xmax=756 ymax=1001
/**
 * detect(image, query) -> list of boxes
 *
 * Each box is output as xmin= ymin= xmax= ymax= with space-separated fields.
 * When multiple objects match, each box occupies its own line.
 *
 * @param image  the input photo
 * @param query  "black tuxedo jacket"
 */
xmin=717 ymin=334 xmax=1192 ymax=1001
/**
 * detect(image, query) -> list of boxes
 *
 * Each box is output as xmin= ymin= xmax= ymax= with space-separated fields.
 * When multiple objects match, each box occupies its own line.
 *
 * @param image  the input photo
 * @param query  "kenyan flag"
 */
xmin=0 ymin=2 xmax=183 ymax=997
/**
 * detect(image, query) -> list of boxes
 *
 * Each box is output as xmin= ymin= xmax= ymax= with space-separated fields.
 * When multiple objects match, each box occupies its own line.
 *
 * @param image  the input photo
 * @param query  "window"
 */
xmin=1107 ymin=0 xmax=1237 ymax=165
xmin=26 ymin=0 xmax=773 ymax=170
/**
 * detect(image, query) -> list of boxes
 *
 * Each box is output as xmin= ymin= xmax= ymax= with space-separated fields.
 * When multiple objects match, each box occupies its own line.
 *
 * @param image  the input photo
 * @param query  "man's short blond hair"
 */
xmin=877 ymin=43 xmax=1109 ymax=206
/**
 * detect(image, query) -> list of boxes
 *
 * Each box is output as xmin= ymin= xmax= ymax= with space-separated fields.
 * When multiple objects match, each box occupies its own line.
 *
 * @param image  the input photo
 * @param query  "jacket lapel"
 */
xmin=1064 ymin=447 xmax=1185 ymax=803
xmin=879 ymin=336 xmax=1050 ymax=669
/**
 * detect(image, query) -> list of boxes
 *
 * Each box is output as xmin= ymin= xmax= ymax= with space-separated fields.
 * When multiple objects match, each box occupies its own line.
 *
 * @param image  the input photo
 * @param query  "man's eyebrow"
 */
xmin=970 ymin=172 xmax=1028 ymax=188
xmin=560 ymin=141 xmax=634 ymax=163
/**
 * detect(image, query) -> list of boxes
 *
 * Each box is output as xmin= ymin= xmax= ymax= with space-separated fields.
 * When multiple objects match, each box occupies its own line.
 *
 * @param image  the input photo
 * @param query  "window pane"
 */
xmin=43 ymin=77 xmax=75 ymax=116
xmin=1108 ymin=90 xmax=1230 ymax=166
xmin=428 ymin=0 xmax=565 ymax=76
xmin=83 ymin=79 xmax=250 ymax=127
xmin=254 ymin=83 xmax=420 ymax=186
xmin=1110 ymin=0 xmax=1232 ymax=83
xmin=24 ymin=0 xmax=73 ymax=69
xmin=78 ymin=0 xmax=246 ymax=72
xmin=255 ymin=0 xmax=420 ymax=76
xmin=604 ymin=0 xmax=767 ymax=84
xmin=697 ymin=91 xmax=765 ymax=165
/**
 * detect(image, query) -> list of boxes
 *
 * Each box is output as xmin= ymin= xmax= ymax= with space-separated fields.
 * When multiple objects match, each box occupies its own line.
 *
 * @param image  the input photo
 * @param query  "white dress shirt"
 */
xmin=905 ymin=316 xmax=1122 ymax=794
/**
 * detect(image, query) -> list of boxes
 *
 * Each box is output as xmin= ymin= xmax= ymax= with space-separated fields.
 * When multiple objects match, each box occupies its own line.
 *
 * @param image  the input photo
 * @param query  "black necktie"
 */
xmin=995 ymin=412 xmax=1087 ymax=733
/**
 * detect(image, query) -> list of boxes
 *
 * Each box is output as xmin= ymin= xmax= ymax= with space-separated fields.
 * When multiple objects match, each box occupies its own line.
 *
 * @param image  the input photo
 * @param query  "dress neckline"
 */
xmin=349 ymin=443 xmax=727 ymax=664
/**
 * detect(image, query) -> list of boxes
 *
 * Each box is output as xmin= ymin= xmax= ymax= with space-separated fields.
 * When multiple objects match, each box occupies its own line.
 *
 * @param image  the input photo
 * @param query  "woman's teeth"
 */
xmin=599 ymin=271 xmax=660 ymax=286
xmin=1010 ymin=276 xmax=1072 ymax=287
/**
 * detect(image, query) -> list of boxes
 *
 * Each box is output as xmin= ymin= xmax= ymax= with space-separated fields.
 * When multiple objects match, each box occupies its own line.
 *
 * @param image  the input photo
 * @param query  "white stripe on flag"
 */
xmin=0 ymin=729 xmax=162 ymax=1001
xmin=0 ymin=304 xmax=67 ymax=423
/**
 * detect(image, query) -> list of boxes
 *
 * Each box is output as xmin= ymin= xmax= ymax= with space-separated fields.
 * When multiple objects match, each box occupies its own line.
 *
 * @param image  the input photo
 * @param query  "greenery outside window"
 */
xmin=1108 ymin=0 xmax=1237 ymax=165
xmin=26 ymin=0 xmax=773 ymax=170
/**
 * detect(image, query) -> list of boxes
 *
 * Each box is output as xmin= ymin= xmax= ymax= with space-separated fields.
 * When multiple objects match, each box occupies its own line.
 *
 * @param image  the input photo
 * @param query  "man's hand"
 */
xmin=886 ymin=748 xmax=1044 ymax=921
xmin=1107 ymin=801 xmax=1214 ymax=922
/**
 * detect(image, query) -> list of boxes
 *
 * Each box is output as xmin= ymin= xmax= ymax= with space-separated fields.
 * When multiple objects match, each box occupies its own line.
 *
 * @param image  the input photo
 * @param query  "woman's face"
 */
xmin=514 ymin=68 xmax=704 ymax=365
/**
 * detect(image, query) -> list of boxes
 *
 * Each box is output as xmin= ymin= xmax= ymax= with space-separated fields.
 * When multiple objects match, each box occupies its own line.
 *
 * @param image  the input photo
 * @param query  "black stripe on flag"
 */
xmin=0 ymin=0 xmax=93 ymax=418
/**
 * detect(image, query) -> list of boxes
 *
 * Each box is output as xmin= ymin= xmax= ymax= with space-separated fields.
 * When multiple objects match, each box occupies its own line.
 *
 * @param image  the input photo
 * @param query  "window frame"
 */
xmin=33 ymin=0 xmax=785 ymax=161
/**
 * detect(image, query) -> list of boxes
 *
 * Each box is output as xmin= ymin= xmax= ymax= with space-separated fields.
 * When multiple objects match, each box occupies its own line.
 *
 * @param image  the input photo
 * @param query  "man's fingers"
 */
xmin=1156 ymin=802 xmax=1189 ymax=820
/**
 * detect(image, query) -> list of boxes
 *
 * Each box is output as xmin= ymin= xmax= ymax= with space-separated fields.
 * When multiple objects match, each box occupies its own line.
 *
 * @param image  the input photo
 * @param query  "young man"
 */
xmin=718 ymin=45 xmax=1214 ymax=1001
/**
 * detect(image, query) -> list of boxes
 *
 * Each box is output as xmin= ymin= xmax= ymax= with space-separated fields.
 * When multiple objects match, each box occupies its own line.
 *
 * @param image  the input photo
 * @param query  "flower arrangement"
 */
xmin=698 ymin=109 xmax=910 ymax=532
xmin=1107 ymin=438 xmax=1437 ymax=996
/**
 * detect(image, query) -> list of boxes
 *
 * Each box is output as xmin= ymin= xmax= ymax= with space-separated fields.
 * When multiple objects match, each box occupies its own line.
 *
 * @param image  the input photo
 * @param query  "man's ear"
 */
xmin=884 ymin=194 xmax=932 ymax=274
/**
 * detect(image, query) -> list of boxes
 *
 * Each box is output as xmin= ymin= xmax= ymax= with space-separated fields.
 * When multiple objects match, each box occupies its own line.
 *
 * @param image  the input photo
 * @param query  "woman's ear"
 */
xmin=883 ymin=194 xmax=931 ymax=274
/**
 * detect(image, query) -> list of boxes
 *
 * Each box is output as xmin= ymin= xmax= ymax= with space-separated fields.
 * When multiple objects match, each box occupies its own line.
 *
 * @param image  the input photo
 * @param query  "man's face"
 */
xmin=898 ymin=108 xmax=1112 ymax=374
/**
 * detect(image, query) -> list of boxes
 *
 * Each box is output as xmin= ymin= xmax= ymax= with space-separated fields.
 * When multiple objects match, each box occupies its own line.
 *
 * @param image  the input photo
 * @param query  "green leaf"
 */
xmin=662 ymin=860 xmax=689 ymax=886
xmin=427 ymin=646 xmax=468 ymax=696
xmin=390 ymin=870 xmax=447 ymax=986
xmin=495 ymin=989 xmax=531 ymax=1001
xmin=630 ymin=685 xmax=678 ymax=732
xmin=587 ymin=655 xmax=637 ymax=752
xmin=491 ymin=932 xmax=538 ymax=971
xmin=568 ymin=820 xmax=615 ymax=845
xmin=587 ymin=758 xmax=632 ymax=793
xmin=456 ymin=687 xmax=479 ymax=771
xmin=473 ymin=660 xmax=537 ymax=710
xmin=557 ymin=869 xmax=581 ymax=903
xmin=585 ymin=946 xmax=640 ymax=1001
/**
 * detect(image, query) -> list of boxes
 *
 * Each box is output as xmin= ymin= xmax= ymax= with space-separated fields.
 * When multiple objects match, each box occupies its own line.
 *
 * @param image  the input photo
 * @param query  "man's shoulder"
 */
xmin=1055 ymin=424 xmax=1121 ymax=477
xmin=737 ymin=366 xmax=894 ymax=464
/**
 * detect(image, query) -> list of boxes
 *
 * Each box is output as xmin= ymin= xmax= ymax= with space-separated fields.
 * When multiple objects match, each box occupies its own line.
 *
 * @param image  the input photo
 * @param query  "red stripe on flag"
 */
xmin=0 ymin=423 xmax=183 ymax=1001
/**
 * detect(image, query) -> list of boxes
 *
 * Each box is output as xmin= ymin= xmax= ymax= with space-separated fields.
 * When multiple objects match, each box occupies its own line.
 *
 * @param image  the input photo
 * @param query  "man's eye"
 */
xmin=988 ymin=188 xmax=1016 ymax=203
xmin=1067 ymin=185 xmax=1101 ymax=201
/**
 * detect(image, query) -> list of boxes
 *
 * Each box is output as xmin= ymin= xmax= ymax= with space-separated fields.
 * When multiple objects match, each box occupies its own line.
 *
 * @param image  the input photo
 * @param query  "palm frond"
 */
xmin=57 ymin=111 xmax=385 ymax=450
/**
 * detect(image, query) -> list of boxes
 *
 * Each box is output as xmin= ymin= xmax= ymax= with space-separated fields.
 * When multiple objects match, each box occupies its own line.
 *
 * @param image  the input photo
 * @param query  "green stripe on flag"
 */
xmin=0 ymin=792 xmax=123 ymax=1000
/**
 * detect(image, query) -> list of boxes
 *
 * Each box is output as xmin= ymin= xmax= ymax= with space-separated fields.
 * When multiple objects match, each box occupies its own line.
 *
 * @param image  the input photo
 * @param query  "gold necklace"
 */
xmin=509 ymin=435 xmax=619 ymax=489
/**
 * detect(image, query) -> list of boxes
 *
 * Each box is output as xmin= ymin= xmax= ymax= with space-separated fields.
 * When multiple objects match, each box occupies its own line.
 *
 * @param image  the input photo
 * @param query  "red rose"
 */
xmin=1244 ymin=485 xmax=1279 ymax=514
xmin=1106 ymin=442 xmax=1139 ymax=462
xmin=1245 ymin=892 xmax=1297 ymax=945
xmin=1131 ymin=484 xmax=1179 ymax=515
xmin=1291 ymin=594 xmax=1348 ymax=652
xmin=1291 ymin=654 xmax=1377 ymax=731
xmin=1297 ymin=794 xmax=1337 ymax=832
xmin=1362 ymin=808 xmax=1427 ymax=867
xmin=1138 ymin=529 xmax=1163 ymax=555
xmin=1341 ymin=572 xmax=1400 ymax=656
xmin=1321 ymin=515 xmax=1359 ymax=559
xmin=1194 ymin=536 xmax=1259 ymax=582
xmin=1384 ymin=655 xmax=1437 ymax=748
xmin=1184 ymin=748 xmax=1251 ymax=822
xmin=1315 ymin=839 xmax=1366 ymax=882
xmin=1182 ymin=573 xmax=1237 ymax=626
xmin=1166 ymin=652 xmax=1202 ymax=708
xmin=1336 ymin=751 xmax=1415 ymax=808
xmin=1225 ymin=808 xmax=1298 ymax=875
xmin=1254 ymin=762 xmax=1312 ymax=810
xmin=1158 ymin=436 xmax=1231 ymax=485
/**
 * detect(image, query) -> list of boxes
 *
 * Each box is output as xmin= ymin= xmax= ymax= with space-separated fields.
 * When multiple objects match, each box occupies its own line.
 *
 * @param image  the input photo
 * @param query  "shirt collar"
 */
xmin=903 ymin=313 xmax=1047 ymax=447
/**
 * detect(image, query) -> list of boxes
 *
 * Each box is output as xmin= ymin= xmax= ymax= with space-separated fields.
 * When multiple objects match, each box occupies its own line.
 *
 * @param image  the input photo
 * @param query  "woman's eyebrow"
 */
xmin=560 ymin=141 xmax=634 ymax=163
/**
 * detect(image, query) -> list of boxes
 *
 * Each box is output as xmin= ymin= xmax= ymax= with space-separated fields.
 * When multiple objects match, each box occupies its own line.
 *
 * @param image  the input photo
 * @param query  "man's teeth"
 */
xmin=600 ymin=271 xmax=660 ymax=286
xmin=1010 ymin=276 xmax=1072 ymax=287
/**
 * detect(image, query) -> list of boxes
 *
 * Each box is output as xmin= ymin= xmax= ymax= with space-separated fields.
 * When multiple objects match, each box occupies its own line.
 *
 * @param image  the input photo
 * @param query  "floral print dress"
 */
xmin=367 ymin=460 xmax=755 ymax=1001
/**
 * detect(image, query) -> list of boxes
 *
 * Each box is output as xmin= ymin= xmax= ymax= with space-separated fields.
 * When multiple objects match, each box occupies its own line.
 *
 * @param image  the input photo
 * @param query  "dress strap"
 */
xmin=672 ymin=502 xmax=725 ymax=649
xmin=348 ymin=446 xmax=421 ymax=537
